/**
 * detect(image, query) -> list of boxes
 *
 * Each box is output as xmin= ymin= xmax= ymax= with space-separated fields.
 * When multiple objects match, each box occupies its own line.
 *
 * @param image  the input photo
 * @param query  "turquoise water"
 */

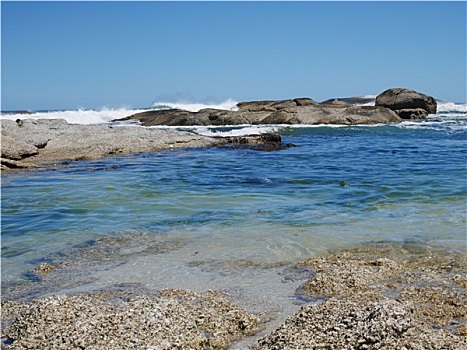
xmin=1 ymin=116 xmax=466 ymax=308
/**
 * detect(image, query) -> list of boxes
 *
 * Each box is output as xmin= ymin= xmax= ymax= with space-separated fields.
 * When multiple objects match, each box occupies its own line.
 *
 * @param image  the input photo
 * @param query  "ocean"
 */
xmin=1 ymin=98 xmax=466 ymax=339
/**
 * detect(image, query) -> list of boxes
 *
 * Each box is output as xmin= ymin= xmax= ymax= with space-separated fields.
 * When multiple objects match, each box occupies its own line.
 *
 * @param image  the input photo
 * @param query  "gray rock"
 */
xmin=375 ymin=88 xmax=437 ymax=119
xmin=1 ymin=119 xmax=55 ymax=160
xmin=237 ymin=100 xmax=292 ymax=112
xmin=119 ymin=99 xmax=401 ymax=127
xmin=120 ymin=108 xmax=194 ymax=126
xmin=1 ymin=134 xmax=39 ymax=160
xmin=1 ymin=119 xmax=217 ymax=169
xmin=1 ymin=119 xmax=287 ymax=170
xmin=395 ymin=108 xmax=430 ymax=120
xmin=261 ymin=105 xmax=400 ymax=125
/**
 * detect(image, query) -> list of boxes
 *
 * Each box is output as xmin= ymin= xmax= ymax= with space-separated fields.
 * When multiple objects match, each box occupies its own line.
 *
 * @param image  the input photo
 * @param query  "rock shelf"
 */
xmin=2 ymin=243 xmax=465 ymax=349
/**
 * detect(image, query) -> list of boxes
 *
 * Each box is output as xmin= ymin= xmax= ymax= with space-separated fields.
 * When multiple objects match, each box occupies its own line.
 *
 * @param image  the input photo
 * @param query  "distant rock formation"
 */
xmin=375 ymin=88 xmax=437 ymax=119
xmin=117 ymin=98 xmax=401 ymax=127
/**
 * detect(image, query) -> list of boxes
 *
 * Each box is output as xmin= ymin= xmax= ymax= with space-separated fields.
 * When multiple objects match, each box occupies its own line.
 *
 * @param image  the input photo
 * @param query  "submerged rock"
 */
xmin=376 ymin=88 xmax=437 ymax=119
xmin=218 ymin=133 xmax=295 ymax=151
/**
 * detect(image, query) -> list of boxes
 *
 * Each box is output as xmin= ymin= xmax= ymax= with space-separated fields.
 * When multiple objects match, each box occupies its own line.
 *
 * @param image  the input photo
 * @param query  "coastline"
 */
xmin=0 ymin=119 xmax=287 ymax=171
xmin=0 ymin=89 xmax=439 ymax=171
xmin=0 ymin=118 xmax=218 ymax=171
xmin=2 ymin=90 xmax=465 ymax=348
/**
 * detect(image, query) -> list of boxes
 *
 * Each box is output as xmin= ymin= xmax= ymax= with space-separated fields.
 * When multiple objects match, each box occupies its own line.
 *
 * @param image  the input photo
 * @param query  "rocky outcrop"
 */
xmin=375 ymin=88 xmax=437 ymax=119
xmin=117 ymin=98 xmax=401 ymax=126
xmin=1 ymin=119 xmax=286 ymax=170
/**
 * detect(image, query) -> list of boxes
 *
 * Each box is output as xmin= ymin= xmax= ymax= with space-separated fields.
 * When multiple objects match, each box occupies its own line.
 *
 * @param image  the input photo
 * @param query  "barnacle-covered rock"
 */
xmin=1 ymin=289 xmax=259 ymax=349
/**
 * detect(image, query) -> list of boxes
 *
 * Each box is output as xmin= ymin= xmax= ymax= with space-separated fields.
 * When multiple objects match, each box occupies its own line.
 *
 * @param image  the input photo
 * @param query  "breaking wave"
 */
xmin=0 ymin=99 xmax=240 ymax=125
xmin=437 ymin=101 xmax=467 ymax=114
xmin=0 ymin=107 xmax=150 ymax=125
xmin=152 ymin=99 xmax=239 ymax=112
xmin=148 ymin=124 xmax=283 ymax=137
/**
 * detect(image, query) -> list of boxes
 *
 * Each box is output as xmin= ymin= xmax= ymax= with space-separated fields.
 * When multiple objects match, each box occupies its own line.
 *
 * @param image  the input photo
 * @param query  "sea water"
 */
xmin=1 ymin=101 xmax=466 ymax=340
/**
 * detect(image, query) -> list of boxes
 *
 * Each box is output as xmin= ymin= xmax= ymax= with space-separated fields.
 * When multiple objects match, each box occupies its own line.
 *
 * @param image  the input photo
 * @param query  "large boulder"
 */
xmin=375 ymin=88 xmax=437 ymax=119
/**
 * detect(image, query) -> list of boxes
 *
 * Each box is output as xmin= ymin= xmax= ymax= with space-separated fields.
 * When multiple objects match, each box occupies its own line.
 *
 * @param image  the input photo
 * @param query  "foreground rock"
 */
xmin=117 ymin=99 xmax=401 ymax=127
xmin=376 ymin=88 xmax=437 ymax=119
xmin=254 ymin=244 xmax=466 ymax=349
xmin=1 ymin=119 xmax=286 ymax=170
xmin=2 ymin=242 xmax=465 ymax=349
xmin=1 ymin=289 xmax=259 ymax=349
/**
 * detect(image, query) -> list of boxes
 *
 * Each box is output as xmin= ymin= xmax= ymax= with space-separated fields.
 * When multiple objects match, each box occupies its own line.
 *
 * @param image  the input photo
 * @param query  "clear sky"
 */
xmin=2 ymin=1 xmax=466 ymax=111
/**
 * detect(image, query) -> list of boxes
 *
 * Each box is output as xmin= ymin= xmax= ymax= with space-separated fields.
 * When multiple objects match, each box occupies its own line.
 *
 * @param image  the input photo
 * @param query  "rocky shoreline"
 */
xmin=2 ymin=243 xmax=465 ymax=349
xmin=1 ymin=88 xmax=436 ymax=171
xmin=0 ymin=119 xmax=288 ymax=171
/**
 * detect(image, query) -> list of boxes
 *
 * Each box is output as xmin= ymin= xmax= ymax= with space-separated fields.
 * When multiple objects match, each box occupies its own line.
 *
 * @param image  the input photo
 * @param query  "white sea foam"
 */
xmin=353 ymin=97 xmax=467 ymax=114
xmin=395 ymin=115 xmax=467 ymax=132
xmin=436 ymin=101 xmax=467 ymax=114
xmin=150 ymin=123 xmax=361 ymax=137
xmin=152 ymin=98 xmax=239 ymax=112
xmin=148 ymin=124 xmax=283 ymax=137
xmin=0 ymin=107 xmax=150 ymax=125
xmin=358 ymin=94 xmax=377 ymax=106
xmin=193 ymin=125 xmax=281 ymax=137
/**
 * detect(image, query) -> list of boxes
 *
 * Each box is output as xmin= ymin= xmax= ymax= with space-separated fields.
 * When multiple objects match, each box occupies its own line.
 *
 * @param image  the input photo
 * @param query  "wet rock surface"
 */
xmin=254 ymin=243 xmax=467 ymax=349
xmin=2 ymin=242 xmax=465 ymax=349
xmin=218 ymin=133 xmax=296 ymax=151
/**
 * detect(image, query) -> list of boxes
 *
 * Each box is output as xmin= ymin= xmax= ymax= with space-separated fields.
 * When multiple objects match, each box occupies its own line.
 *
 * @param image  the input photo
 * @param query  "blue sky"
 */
xmin=2 ymin=1 xmax=466 ymax=110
